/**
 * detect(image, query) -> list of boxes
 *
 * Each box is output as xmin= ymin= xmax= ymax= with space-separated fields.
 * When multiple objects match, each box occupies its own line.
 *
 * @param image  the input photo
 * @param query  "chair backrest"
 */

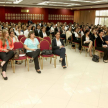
xmin=18 ymin=35 xmax=25 ymax=41
xmin=43 ymin=37 xmax=51 ymax=45
xmin=13 ymin=42 xmax=24 ymax=50
xmin=36 ymin=37 xmax=40 ymax=43
xmin=20 ymin=37 xmax=26 ymax=44
xmin=40 ymin=40 xmax=50 ymax=51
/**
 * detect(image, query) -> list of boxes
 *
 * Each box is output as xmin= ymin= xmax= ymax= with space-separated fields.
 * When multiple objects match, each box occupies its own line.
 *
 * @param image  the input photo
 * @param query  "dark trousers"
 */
xmin=61 ymin=34 xmax=66 ymax=43
xmin=74 ymin=39 xmax=81 ymax=50
xmin=0 ymin=50 xmax=14 ymax=72
xmin=96 ymin=47 xmax=108 ymax=60
xmin=26 ymin=49 xmax=40 ymax=70
xmin=53 ymin=48 xmax=66 ymax=66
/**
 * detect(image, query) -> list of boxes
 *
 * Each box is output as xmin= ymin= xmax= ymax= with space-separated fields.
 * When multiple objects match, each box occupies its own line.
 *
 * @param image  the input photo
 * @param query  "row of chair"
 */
xmin=0 ymin=35 xmax=68 ymax=73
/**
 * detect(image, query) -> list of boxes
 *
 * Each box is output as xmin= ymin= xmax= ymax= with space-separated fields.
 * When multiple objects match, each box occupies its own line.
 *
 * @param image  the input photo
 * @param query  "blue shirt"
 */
xmin=24 ymin=38 xmax=39 ymax=53
xmin=6 ymin=39 xmax=10 ymax=49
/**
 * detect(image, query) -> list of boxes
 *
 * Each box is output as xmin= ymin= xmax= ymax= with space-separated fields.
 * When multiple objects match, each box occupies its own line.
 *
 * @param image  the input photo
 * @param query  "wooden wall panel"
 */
xmin=74 ymin=10 xmax=95 ymax=25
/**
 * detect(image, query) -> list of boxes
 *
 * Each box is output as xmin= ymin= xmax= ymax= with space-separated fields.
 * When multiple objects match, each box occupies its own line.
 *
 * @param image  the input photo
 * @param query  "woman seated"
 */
xmin=50 ymin=24 xmax=55 ymax=38
xmin=82 ymin=30 xmax=93 ymax=57
xmin=52 ymin=31 xmax=67 ymax=69
xmin=15 ymin=26 xmax=23 ymax=36
xmin=90 ymin=28 xmax=98 ymax=41
xmin=39 ymin=27 xmax=48 ymax=39
xmin=96 ymin=30 xmax=108 ymax=63
xmin=10 ymin=31 xmax=19 ymax=43
xmin=60 ymin=26 xmax=66 ymax=44
xmin=73 ymin=27 xmax=81 ymax=51
xmin=24 ymin=31 xmax=41 ymax=73
xmin=0 ymin=29 xmax=14 ymax=80
xmin=66 ymin=26 xmax=72 ymax=41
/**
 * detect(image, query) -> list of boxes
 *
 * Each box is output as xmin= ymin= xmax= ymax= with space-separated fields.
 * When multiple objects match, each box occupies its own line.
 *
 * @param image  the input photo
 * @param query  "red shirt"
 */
xmin=0 ymin=39 xmax=14 ymax=52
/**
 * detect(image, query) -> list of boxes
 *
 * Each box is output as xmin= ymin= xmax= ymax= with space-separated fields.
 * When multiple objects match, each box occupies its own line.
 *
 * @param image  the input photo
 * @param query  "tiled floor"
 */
xmin=0 ymin=46 xmax=107 ymax=108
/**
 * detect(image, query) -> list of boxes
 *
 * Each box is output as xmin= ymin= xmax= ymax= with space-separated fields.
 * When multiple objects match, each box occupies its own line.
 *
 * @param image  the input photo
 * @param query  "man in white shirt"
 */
xmin=24 ymin=25 xmax=31 ymax=37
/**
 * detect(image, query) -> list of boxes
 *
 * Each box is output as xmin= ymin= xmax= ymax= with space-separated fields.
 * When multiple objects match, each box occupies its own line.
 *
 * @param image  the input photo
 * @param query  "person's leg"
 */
xmin=88 ymin=41 xmax=93 ymax=56
xmin=32 ymin=49 xmax=40 ymax=70
xmin=1 ymin=50 xmax=14 ymax=67
xmin=60 ymin=48 xmax=66 ymax=66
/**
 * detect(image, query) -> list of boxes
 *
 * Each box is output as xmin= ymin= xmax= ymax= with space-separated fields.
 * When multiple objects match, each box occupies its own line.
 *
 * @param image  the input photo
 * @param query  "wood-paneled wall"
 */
xmin=74 ymin=10 xmax=95 ymax=25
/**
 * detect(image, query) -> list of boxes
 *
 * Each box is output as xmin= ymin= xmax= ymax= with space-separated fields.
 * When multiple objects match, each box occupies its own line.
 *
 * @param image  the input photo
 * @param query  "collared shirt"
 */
xmin=24 ymin=30 xmax=31 ymax=37
xmin=43 ymin=32 xmax=47 ymax=37
xmin=24 ymin=38 xmax=39 ymax=53
xmin=74 ymin=32 xmax=79 ymax=38
xmin=15 ymin=31 xmax=23 ymax=36
xmin=56 ymin=39 xmax=62 ymax=47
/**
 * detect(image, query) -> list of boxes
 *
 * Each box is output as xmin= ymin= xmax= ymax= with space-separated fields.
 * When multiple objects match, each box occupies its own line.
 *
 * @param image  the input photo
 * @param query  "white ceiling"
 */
xmin=0 ymin=0 xmax=108 ymax=9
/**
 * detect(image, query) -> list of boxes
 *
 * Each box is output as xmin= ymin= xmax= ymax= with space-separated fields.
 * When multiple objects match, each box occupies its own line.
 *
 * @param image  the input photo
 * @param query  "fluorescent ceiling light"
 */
xmin=13 ymin=0 xmax=23 ymax=4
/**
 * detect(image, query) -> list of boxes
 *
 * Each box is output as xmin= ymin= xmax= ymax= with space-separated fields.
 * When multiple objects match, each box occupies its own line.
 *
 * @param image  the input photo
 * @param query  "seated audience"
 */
xmin=39 ymin=27 xmax=48 ymax=39
xmin=96 ymin=30 xmax=108 ymax=63
xmin=73 ymin=28 xmax=81 ymax=51
xmin=0 ymin=29 xmax=14 ymax=80
xmin=24 ymin=25 xmax=31 ymax=37
xmin=10 ymin=31 xmax=19 ymax=43
xmin=52 ymin=31 xmax=67 ymax=69
xmin=24 ymin=31 xmax=41 ymax=73
xmin=15 ymin=26 xmax=23 ymax=36
xmin=82 ymin=30 xmax=93 ymax=57
xmin=50 ymin=24 xmax=55 ymax=38
xmin=60 ymin=26 xmax=66 ymax=43
xmin=66 ymin=26 xmax=72 ymax=41
xmin=35 ymin=25 xmax=41 ymax=36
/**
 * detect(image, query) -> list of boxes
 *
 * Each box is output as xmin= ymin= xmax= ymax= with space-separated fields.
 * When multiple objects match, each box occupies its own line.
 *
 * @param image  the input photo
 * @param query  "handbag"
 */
xmin=92 ymin=55 xmax=99 ymax=62
xmin=13 ymin=48 xmax=25 ymax=59
xmin=41 ymin=50 xmax=52 ymax=55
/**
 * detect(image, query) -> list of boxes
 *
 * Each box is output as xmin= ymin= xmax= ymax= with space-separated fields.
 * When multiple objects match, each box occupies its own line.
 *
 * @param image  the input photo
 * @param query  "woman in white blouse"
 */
xmin=50 ymin=24 xmax=55 ymax=38
xmin=66 ymin=26 xmax=72 ymax=41
xmin=82 ymin=30 xmax=93 ymax=57
xmin=39 ymin=27 xmax=48 ymax=39
xmin=15 ymin=26 xmax=23 ymax=36
xmin=9 ymin=31 xmax=19 ymax=43
xmin=52 ymin=31 xmax=67 ymax=69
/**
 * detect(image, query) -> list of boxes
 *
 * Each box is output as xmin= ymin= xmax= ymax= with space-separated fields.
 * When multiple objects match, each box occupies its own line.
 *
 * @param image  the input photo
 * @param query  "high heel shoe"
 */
xmin=36 ymin=70 xmax=41 ymax=74
xmin=1 ymin=73 xmax=8 ymax=80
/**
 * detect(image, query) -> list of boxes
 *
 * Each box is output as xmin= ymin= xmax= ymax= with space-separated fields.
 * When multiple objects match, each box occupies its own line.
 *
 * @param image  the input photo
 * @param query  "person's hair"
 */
xmin=28 ymin=30 xmax=35 ymax=38
xmin=55 ymin=31 xmax=60 ymax=35
xmin=84 ymin=30 xmax=89 ymax=35
xmin=18 ymin=26 xmax=21 ymax=29
xmin=1 ymin=29 xmax=12 ymax=47
xmin=31 ymin=26 xmax=35 ymax=30
xmin=9 ymin=30 xmax=14 ymax=35
xmin=98 ymin=30 xmax=103 ymax=34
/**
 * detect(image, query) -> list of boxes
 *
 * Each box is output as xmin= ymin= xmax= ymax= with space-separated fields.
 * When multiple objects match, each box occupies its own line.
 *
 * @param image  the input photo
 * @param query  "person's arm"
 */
xmin=52 ymin=39 xmax=60 ymax=50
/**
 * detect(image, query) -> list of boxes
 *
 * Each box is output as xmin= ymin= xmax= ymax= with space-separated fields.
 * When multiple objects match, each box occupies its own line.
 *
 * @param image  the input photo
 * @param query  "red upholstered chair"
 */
xmin=43 ymin=37 xmax=51 ymax=45
xmin=94 ymin=39 xmax=104 ymax=61
xmin=40 ymin=40 xmax=56 ymax=69
xmin=13 ymin=42 xmax=27 ymax=73
xmin=36 ymin=37 xmax=41 ymax=43
xmin=20 ymin=37 xmax=26 ymax=44
xmin=18 ymin=35 xmax=25 ymax=41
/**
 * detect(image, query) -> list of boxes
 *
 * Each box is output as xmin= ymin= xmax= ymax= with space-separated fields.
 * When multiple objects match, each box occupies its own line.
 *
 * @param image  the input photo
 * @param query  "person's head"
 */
xmin=74 ymin=27 xmax=78 ymax=32
xmin=2 ymin=29 xmax=9 ymax=38
xmin=31 ymin=26 xmax=35 ymax=30
xmin=55 ymin=31 xmax=60 ymax=39
xmin=98 ymin=30 xmax=104 ymax=37
xmin=9 ymin=31 xmax=15 ymax=37
xmin=37 ymin=25 xmax=40 ymax=30
xmin=28 ymin=30 xmax=35 ymax=39
xmin=18 ymin=26 xmax=21 ymax=31
xmin=62 ymin=26 xmax=65 ymax=30
xmin=1 ymin=29 xmax=12 ymax=47
xmin=28 ymin=25 xmax=31 ymax=31
xmin=0 ymin=30 xmax=2 ymax=37
xmin=15 ymin=25 xmax=18 ymax=29
xmin=42 ymin=27 xmax=46 ymax=32
xmin=92 ymin=28 xmax=96 ymax=34
xmin=68 ymin=26 xmax=72 ymax=31
xmin=85 ymin=30 xmax=90 ymax=36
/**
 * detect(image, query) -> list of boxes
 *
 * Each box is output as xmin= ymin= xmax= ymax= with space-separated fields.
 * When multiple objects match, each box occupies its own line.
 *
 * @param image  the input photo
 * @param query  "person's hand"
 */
xmin=31 ymin=49 xmax=36 ymax=51
xmin=4 ymin=49 xmax=9 ymax=53
xmin=60 ymin=46 xmax=64 ymax=49
xmin=103 ymin=46 xmax=107 ymax=48
xmin=8 ymin=48 xmax=13 ymax=50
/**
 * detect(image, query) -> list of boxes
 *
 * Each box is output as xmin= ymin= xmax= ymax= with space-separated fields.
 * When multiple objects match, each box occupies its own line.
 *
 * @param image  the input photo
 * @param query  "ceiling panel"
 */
xmin=0 ymin=0 xmax=108 ymax=9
